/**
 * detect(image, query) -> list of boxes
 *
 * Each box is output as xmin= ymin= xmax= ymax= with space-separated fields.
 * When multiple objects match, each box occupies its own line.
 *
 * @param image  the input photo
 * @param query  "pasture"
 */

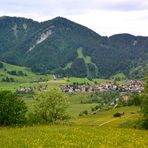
xmin=0 ymin=62 xmax=51 ymax=83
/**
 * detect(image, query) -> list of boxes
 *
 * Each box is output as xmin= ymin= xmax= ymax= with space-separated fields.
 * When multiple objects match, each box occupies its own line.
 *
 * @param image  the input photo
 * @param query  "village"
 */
xmin=16 ymin=79 xmax=144 ymax=94
xmin=61 ymin=80 xmax=144 ymax=93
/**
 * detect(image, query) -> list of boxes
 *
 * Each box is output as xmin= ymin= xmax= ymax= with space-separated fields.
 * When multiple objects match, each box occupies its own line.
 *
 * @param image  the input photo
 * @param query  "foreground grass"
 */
xmin=0 ymin=125 xmax=148 ymax=148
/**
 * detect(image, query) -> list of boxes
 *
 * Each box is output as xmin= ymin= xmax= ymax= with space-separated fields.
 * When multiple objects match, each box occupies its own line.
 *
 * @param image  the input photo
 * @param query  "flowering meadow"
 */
xmin=0 ymin=125 xmax=148 ymax=148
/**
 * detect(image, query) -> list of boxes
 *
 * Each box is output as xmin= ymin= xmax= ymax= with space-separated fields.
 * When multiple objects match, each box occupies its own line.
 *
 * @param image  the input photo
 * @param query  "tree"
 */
xmin=0 ymin=91 xmax=27 ymax=126
xmin=32 ymin=88 xmax=69 ymax=123
xmin=128 ymin=93 xmax=141 ymax=106
xmin=141 ymin=71 xmax=148 ymax=129
xmin=0 ymin=62 xmax=3 ymax=68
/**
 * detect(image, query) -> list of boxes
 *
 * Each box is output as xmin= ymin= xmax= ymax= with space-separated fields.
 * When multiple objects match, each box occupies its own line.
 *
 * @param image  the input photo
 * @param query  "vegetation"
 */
xmin=0 ymin=15 xmax=147 ymax=147
xmin=0 ymin=91 xmax=27 ymax=126
xmin=113 ymin=112 xmax=123 ymax=117
xmin=0 ymin=62 xmax=3 ymax=68
xmin=140 ymin=71 xmax=148 ymax=129
xmin=88 ymin=91 xmax=120 ymax=105
xmin=0 ymin=16 xmax=147 ymax=78
xmin=1 ymin=76 xmax=15 ymax=82
xmin=0 ymin=125 xmax=148 ymax=148
xmin=0 ymin=61 xmax=51 ymax=83
xmin=112 ymin=73 xmax=127 ymax=81
xmin=127 ymin=93 xmax=141 ymax=106
xmin=30 ymin=88 xmax=69 ymax=123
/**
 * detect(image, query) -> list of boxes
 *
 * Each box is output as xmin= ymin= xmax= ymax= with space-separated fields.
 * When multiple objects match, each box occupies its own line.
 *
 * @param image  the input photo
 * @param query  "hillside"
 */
xmin=0 ymin=61 xmax=51 ymax=83
xmin=0 ymin=16 xmax=148 ymax=78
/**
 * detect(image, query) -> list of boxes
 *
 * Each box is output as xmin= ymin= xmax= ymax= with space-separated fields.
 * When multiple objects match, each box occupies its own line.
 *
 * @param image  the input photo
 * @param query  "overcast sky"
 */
xmin=0 ymin=0 xmax=148 ymax=36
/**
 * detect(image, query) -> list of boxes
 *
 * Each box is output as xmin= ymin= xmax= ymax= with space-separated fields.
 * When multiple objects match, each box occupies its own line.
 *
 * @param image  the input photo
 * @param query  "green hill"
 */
xmin=0 ymin=61 xmax=51 ymax=83
xmin=0 ymin=16 xmax=148 ymax=78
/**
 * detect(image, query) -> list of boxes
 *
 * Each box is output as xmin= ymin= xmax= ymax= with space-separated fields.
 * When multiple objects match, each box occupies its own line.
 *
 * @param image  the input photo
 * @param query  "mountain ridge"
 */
xmin=0 ymin=16 xmax=147 ymax=78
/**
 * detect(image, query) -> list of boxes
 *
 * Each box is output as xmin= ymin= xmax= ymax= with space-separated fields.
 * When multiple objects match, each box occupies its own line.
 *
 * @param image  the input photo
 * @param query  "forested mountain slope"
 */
xmin=0 ymin=16 xmax=147 ymax=78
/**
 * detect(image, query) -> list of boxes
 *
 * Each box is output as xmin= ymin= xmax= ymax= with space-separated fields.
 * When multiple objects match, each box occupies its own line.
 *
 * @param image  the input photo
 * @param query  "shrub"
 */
xmin=0 ymin=91 xmax=27 ymax=126
xmin=95 ymin=105 xmax=100 ymax=110
xmin=83 ymin=110 xmax=88 ymax=115
xmin=79 ymin=112 xmax=83 ymax=116
xmin=91 ymin=107 xmax=95 ymax=112
xmin=113 ymin=112 xmax=121 ymax=117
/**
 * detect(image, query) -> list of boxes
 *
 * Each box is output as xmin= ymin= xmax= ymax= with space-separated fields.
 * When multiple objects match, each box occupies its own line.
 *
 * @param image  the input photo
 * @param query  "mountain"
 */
xmin=0 ymin=16 xmax=147 ymax=79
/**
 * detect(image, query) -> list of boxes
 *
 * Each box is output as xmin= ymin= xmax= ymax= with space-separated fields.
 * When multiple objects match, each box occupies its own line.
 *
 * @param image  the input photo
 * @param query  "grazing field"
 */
xmin=0 ymin=125 xmax=148 ymax=148
xmin=0 ymin=62 xmax=51 ymax=83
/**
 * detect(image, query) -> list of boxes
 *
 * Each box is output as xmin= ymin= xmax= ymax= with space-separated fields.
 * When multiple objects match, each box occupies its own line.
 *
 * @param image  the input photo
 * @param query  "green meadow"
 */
xmin=0 ymin=62 xmax=148 ymax=148
xmin=0 ymin=105 xmax=147 ymax=148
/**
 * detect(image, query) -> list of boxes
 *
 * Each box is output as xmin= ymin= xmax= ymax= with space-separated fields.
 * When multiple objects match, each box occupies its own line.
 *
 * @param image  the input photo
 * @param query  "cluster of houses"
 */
xmin=16 ymin=85 xmax=48 ymax=93
xmin=125 ymin=80 xmax=144 ymax=93
xmin=16 ymin=87 xmax=34 ymax=93
xmin=61 ymin=80 xmax=144 ymax=93
xmin=16 ymin=79 xmax=144 ymax=94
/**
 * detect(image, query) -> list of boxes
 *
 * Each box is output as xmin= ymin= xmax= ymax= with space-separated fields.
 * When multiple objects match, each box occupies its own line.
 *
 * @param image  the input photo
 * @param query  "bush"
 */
xmin=32 ymin=88 xmax=69 ymax=123
xmin=91 ymin=107 xmax=95 ymax=112
xmin=79 ymin=112 xmax=83 ymax=116
xmin=0 ymin=91 xmax=27 ymax=126
xmin=83 ymin=110 xmax=88 ymax=115
xmin=113 ymin=112 xmax=121 ymax=117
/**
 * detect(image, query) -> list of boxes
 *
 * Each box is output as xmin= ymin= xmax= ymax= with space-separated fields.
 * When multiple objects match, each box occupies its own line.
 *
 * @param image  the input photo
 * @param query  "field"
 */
xmin=1 ymin=90 xmax=147 ymax=148
xmin=0 ymin=124 xmax=148 ymax=148
xmin=0 ymin=103 xmax=148 ymax=148
xmin=0 ymin=64 xmax=147 ymax=148
xmin=0 ymin=105 xmax=147 ymax=148
xmin=0 ymin=62 xmax=51 ymax=83
xmin=1 ymin=92 xmax=148 ymax=147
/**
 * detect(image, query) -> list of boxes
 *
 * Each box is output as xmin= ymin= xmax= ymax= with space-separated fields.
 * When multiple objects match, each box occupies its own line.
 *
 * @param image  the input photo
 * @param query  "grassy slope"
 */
xmin=0 ymin=62 xmax=51 ymax=83
xmin=73 ymin=106 xmax=140 ymax=126
xmin=77 ymin=47 xmax=98 ymax=76
xmin=0 ymin=62 xmax=52 ymax=92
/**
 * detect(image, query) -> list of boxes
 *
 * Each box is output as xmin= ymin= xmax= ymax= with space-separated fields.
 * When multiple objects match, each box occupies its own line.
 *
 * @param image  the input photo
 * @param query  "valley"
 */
xmin=0 ymin=16 xmax=148 ymax=148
